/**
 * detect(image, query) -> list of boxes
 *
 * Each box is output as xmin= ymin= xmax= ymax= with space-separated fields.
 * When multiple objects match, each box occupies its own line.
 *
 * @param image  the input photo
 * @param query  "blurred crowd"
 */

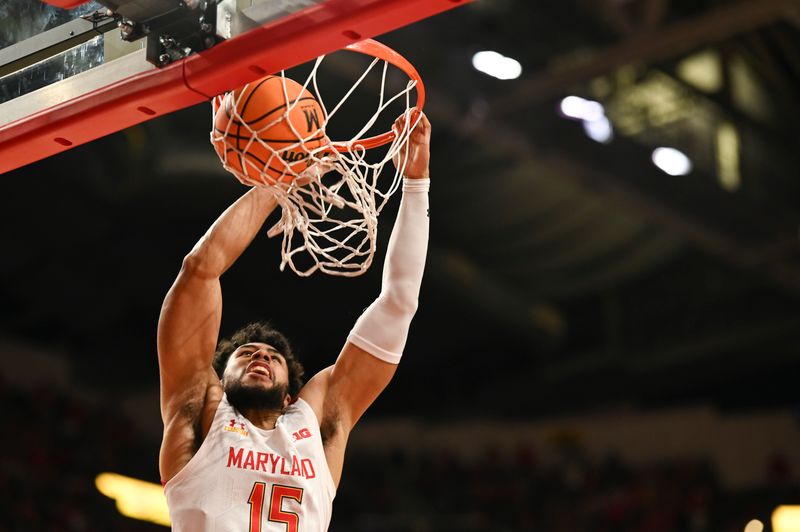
xmin=0 ymin=378 xmax=796 ymax=531
xmin=0 ymin=378 xmax=159 ymax=532
xmin=335 ymin=444 xmax=797 ymax=532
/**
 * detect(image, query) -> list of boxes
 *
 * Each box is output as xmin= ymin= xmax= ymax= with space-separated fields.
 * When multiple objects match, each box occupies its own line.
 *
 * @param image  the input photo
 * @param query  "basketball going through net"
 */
xmin=210 ymin=39 xmax=425 ymax=277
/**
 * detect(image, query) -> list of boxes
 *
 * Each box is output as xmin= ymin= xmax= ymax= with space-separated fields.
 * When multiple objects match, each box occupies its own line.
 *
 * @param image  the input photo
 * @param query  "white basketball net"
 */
xmin=210 ymin=50 xmax=422 ymax=277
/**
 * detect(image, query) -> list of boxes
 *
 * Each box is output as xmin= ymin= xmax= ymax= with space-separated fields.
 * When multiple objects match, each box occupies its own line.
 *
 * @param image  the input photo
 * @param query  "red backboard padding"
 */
xmin=0 ymin=0 xmax=471 ymax=173
xmin=41 ymin=0 xmax=91 ymax=9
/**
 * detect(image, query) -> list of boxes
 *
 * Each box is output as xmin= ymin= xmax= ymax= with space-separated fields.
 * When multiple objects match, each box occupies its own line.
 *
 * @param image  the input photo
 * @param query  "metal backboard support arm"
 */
xmin=0 ymin=11 xmax=117 ymax=78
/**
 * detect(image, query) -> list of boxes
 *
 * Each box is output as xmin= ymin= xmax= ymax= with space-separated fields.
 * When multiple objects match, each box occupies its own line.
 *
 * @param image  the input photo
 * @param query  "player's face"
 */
xmin=224 ymin=342 xmax=290 ymax=390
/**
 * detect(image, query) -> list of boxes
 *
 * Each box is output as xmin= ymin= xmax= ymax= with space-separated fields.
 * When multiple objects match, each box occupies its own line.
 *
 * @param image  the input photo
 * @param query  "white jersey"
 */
xmin=164 ymin=395 xmax=336 ymax=532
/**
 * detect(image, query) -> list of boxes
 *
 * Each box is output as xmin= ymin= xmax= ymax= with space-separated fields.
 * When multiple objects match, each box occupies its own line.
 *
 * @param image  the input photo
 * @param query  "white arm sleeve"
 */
xmin=347 ymin=177 xmax=430 ymax=363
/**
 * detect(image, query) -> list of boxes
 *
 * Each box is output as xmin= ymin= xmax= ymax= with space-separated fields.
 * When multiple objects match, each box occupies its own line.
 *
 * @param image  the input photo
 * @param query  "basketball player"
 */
xmin=157 ymin=111 xmax=431 ymax=531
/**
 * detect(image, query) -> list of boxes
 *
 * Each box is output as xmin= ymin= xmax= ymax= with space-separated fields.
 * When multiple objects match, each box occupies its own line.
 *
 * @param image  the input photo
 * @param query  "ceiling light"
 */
xmin=773 ymin=506 xmax=800 ymax=532
xmin=583 ymin=116 xmax=614 ymax=144
xmin=716 ymin=121 xmax=741 ymax=192
xmin=677 ymin=49 xmax=723 ymax=93
xmin=96 ymin=472 xmax=170 ymax=526
xmin=472 ymin=51 xmax=522 ymax=80
xmin=652 ymin=147 xmax=692 ymax=176
xmin=744 ymin=519 xmax=764 ymax=532
xmin=560 ymin=96 xmax=605 ymax=122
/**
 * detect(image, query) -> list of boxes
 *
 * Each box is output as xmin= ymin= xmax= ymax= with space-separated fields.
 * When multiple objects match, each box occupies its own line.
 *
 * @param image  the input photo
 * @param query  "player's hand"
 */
xmin=392 ymin=109 xmax=430 ymax=179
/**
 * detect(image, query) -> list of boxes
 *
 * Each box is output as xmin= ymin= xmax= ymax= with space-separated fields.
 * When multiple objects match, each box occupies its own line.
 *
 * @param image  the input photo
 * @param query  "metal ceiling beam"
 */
xmin=534 ymin=149 xmax=800 ymax=292
xmin=641 ymin=0 xmax=669 ymax=31
xmin=583 ymin=0 xmax=800 ymax=141
xmin=491 ymin=0 xmax=799 ymax=113
xmin=661 ymin=61 xmax=786 ymax=139
xmin=578 ymin=0 xmax=636 ymax=35
xmin=769 ymin=24 xmax=800 ymax=76
xmin=737 ymin=33 xmax=800 ymax=109
xmin=539 ymin=315 xmax=800 ymax=382
xmin=427 ymin=248 xmax=567 ymax=344
xmin=423 ymin=88 xmax=800 ymax=294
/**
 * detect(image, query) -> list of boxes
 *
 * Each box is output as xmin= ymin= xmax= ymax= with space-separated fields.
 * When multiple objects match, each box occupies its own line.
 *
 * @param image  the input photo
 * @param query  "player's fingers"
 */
xmin=419 ymin=111 xmax=431 ymax=132
xmin=392 ymin=113 xmax=402 ymax=130
xmin=394 ymin=111 xmax=409 ymax=128
xmin=410 ymin=110 xmax=430 ymax=138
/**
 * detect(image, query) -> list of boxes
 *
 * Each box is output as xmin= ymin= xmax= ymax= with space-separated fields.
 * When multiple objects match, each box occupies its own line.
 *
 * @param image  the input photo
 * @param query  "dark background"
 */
xmin=1 ymin=0 xmax=800 ymax=530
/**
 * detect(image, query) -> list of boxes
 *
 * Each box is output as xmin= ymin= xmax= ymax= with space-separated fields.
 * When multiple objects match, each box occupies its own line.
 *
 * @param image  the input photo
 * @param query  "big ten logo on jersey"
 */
xmin=291 ymin=428 xmax=312 ymax=442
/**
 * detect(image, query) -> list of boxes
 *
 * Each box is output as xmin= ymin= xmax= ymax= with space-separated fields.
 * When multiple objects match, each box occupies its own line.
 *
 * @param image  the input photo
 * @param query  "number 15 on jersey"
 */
xmin=248 ymin=482 xmax=304 ymax=532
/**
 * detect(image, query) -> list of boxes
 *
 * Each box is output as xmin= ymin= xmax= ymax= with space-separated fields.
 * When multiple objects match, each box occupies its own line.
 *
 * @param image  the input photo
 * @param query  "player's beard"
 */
xmin=225 ymin=377 xmax=289 ymax=413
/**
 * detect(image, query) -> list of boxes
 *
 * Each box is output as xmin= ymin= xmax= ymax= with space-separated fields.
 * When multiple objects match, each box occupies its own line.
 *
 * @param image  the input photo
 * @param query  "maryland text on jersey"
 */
xmin=226 ymin=446 xmax=318 ymax=479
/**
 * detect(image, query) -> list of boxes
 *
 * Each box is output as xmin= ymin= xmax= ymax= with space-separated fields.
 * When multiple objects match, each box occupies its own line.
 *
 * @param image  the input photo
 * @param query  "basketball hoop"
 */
xmin=328 ymin=39 xmax=425 ymax=152
xmin=210 ymin=39 xmax=425 ymax=277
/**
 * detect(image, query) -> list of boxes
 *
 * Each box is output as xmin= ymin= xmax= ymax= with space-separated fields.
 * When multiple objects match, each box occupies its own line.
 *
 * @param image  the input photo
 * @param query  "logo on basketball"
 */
xmin=303 ymin=108 xmax=321 ymax=133
xmin=212 ymin=75 xmax=327 ymax=185
xmin=282 ymin=151 xmax=308 ymax=163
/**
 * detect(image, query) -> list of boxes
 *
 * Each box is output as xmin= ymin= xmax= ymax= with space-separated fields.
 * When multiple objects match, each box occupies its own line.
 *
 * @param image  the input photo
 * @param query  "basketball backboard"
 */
xmin=0 ymin=0 xmax=471 ymax=174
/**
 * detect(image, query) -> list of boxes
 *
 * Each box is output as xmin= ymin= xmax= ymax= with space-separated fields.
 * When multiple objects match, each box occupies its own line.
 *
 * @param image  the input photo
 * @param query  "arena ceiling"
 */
xmin=2 ymin=0 xmax=799 ymax=420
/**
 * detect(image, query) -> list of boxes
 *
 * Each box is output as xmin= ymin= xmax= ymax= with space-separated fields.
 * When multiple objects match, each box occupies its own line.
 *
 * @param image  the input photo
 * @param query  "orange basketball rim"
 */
xmin=331 ymin=39 xmax=425 ymax=152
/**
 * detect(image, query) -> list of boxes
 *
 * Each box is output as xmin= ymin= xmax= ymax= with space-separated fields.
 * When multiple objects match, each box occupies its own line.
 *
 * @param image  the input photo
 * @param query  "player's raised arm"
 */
xmin=300 ymin=111 xmax=431 ymax=469
xmin=157 ymin=188 xmax=278 ymax=456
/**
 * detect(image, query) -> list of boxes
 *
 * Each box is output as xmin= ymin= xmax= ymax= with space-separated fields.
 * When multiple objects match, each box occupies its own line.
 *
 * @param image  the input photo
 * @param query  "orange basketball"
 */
xmin=213 ymin=75 xmax=327 ymax=184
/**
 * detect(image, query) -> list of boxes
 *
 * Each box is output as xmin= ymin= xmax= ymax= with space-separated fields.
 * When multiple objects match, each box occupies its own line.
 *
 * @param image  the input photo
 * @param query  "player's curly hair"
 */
xmin=212 ymin=321 xmax=305 ymax=397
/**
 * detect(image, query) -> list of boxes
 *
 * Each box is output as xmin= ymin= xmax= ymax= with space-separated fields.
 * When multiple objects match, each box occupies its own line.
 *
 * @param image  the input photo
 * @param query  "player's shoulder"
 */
xmin=285 ymin=396 xmax=319 ymax=423
xmin=296 ymin=365 xmax=334 ymax=420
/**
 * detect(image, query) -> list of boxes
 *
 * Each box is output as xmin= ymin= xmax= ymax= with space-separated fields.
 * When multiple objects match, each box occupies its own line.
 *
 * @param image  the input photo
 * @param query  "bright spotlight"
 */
xmin=560 ymin=96 xmax=605 ymax=122
xmin=652 ymin=147 xmax=693 ymax=176
xmin=472 ymin=51 xmax=522 ymax=80
xmin=583 ymin=116 xmax=614 ymax=144
xmin=96 ymin=472 xmax=170 ymax=527
xmin=744 ymin=519 xmax=764 ymax=532
xmin=773 ymin=505 xmax=800 ymax=532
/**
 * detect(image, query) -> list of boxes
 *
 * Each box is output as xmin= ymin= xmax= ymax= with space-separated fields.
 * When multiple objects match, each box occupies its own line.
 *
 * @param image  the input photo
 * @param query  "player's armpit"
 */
xmin=299 ymin=342 xmax=397 ymax=433
xmin=159 ymin=368 xmax=223 ymax=482
xmin=298 ymin=344 xmax=396 ymax=485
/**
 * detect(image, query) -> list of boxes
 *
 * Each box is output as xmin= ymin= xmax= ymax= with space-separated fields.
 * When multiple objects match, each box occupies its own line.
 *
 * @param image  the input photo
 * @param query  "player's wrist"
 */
xmin=402 ymin=165 xmax=429 ymax=180
xmin=402 ymin=176 xmax=430 ymax=192
xmin=403 ymin=161 xmax=430 ymax=176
